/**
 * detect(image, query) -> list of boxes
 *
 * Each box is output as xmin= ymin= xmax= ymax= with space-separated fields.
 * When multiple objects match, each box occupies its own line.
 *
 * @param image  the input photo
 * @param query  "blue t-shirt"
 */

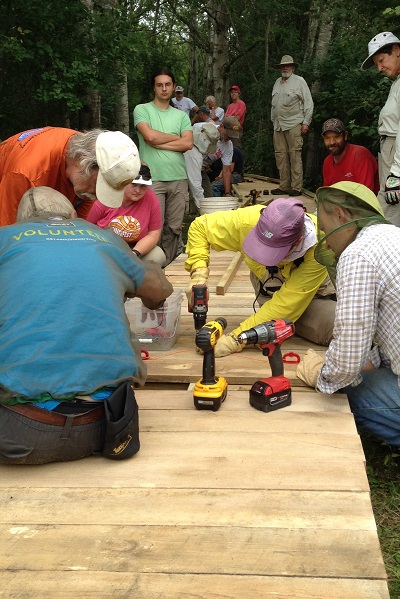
xmin=0 ymin=216 xmax=147 ymax=403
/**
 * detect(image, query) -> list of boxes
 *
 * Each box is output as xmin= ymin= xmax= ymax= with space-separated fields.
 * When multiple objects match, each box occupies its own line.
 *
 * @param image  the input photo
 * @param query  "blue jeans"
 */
xmin=212 ymin=173 xmax=242 ymax=197
xmin=344 ymin=367 xmax=400 ymax=447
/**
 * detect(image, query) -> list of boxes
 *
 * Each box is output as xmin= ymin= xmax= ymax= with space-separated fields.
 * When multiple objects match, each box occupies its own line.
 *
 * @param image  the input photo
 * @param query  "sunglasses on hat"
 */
xmin=134 ymin=173 xmax=151 ymax=181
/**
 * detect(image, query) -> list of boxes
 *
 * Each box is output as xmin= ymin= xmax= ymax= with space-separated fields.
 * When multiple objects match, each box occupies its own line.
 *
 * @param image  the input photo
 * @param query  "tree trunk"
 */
xmin=189 ymin=30 xmax=199 ymax=101
xmin=80 ymin=0 xmax=101 ymax=129
xmin=115 ymin=66 xmax=129 ymax=134
xmin=207 ymin=0 xmax=230 ymax=105
xmin=304 ymin=2 xmax=334 ymax=183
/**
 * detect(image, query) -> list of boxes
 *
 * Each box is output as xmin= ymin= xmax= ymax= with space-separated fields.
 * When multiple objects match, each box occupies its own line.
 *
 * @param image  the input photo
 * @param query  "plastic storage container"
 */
xmin=124 ymin=288 xmax=184 ymax=351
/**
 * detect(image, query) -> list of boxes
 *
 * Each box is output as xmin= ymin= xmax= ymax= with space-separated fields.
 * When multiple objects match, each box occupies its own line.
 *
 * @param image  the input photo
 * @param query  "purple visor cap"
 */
xmin=242 ymin=198 xmax=305 ymax=266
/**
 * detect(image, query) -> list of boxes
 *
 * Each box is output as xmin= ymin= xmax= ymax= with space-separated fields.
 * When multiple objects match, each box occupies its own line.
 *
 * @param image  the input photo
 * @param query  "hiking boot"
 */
xmin=271 ymin=188 xmax=289 ymax=195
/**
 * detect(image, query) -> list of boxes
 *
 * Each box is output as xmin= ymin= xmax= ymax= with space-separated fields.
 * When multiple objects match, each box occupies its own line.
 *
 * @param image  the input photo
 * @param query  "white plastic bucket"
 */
xmin=199 ymin=197 xmax=238 ymax=215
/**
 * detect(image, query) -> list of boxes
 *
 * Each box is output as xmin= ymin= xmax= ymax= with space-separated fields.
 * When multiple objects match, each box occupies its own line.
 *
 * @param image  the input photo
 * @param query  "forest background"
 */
xmin=2 ymin=0 xmax=400 ymax=191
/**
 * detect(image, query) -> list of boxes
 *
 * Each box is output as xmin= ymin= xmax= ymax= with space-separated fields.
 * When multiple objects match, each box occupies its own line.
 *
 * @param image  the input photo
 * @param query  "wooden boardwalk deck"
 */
xmin=0 ymin=208 xmax=390 ymax=597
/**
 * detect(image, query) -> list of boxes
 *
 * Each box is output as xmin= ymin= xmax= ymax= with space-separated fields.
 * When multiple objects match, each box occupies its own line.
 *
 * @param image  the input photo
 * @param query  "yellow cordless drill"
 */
xmin=193 ymin=318 xmax=228 ymax=411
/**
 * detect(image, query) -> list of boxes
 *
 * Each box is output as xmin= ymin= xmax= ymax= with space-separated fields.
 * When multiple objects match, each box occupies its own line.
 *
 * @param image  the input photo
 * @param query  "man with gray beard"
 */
xmin=271 ymin=55 xmax=313 ymax=197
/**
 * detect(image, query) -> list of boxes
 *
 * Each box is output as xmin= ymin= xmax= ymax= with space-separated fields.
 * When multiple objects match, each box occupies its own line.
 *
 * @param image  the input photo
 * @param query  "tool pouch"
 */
xmin=101 ymin=381 xmax=140 ymax=460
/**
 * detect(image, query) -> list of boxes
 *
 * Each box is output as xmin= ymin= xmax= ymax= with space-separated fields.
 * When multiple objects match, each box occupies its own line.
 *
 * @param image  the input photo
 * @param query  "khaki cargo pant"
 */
xmin=250 ymin=272 xmax=336 ymax=347
xmin=273 ymin=124 xmax=303 ymax=192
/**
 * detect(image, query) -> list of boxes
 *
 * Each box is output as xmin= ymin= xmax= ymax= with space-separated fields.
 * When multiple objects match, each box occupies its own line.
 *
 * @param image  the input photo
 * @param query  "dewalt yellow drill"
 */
xmin=193 ymin=318 xmax=228 ymax=411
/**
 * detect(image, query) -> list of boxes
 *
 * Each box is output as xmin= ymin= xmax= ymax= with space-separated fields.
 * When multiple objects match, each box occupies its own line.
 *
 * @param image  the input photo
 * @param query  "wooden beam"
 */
xmin=216 ymin=252 xmax=243 ymax=295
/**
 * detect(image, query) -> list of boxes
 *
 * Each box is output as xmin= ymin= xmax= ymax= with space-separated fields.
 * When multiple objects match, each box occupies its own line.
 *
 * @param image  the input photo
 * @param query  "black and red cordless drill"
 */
xmin=189 ymin=284 xmax=209 ymax=331
xmin=237 ymin=319 xmax=295 ymax=412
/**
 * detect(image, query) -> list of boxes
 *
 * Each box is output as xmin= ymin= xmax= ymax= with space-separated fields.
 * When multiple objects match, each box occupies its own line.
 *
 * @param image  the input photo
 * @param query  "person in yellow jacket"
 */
xmin=185 ymin=197 xmax=336 ymax=357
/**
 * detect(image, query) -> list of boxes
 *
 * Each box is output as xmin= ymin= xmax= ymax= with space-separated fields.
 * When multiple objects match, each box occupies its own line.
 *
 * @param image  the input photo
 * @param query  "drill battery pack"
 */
xmin=249 ymin=375 xmax=292 ymax=412
xmin=193 ymin=378 xmax=228 ymax=411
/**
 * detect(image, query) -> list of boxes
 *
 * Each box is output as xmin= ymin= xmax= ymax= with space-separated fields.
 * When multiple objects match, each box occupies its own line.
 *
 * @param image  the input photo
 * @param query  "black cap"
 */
xmin=198 ymin=105 xmax=211 ymax=115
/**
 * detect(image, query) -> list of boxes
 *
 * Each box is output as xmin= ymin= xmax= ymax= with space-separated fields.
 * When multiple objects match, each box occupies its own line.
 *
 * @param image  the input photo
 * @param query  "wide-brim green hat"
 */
xmin=316 ymin=181 xmax=384 ymax=216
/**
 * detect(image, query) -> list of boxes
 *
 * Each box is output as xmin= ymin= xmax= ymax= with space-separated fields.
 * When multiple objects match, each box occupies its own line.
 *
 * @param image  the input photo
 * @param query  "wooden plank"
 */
xmin=0 ymin=525 xmax=386 ymax=579
xmin=216 ymin=252 xmax=243 ymax=295
xmin=138 ymin=410 xmax=357 ymax=435
xmin=143 ymin=342 xmax=319 ymax=386
xmin=0 ymin=488 xmax=376 ymax=529
xmin=0 ymin=433 xmax=369 ymax=491
xmin=136 ymin=389 xmax=351 ymax=413
xmin=0 ymin=572 xmax=390 ymax=599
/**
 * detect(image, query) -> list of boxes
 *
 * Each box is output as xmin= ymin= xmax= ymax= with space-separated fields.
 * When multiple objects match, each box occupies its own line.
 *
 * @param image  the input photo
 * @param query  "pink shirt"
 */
xmin=225 ymin=99 xmax=247 ymax=128
xmin=86 ymin=187 xmax=162 ymax=245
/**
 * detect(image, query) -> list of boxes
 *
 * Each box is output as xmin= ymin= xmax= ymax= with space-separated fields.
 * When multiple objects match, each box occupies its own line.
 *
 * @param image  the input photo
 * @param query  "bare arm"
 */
xmin=129 ymin=261 xmax=173 ymax=309
xmin=133 ymin=229 xmax=161 ymax=256
xmin=152 ymin=129 xmax=193 ymax=152
xmin=136 ymin=121 xmax=181 ymax=146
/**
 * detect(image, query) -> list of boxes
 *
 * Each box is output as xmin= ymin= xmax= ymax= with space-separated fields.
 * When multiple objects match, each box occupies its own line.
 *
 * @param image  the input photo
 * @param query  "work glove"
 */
xmin=185 ymin=267 xmax=209 ymax=305
xmin=296 ymin=349 xmax=325 ymax=389
xmin=385 ymin=174 xmax=400 ymax=205
xmin=215 ymin=334 xmax=242 ymax=358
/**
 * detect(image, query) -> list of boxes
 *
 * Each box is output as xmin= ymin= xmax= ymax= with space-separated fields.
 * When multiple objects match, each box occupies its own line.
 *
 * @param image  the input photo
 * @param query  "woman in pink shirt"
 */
xmin=87 ymin=165 xmax=165 ymax=266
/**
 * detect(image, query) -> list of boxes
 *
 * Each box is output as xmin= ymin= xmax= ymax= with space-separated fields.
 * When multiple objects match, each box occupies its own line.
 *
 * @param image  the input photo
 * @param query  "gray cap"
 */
xmin=198 ymin=105 xmax=211 ymax=115
xmin=361 ymin=31 xmax=400 ymax=70
xmin=17 ymin=187 xmax=75 ymax=222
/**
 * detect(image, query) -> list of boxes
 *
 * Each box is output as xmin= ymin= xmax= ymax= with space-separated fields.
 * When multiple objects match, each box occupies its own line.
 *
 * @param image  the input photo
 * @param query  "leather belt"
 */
xmin=2 ymin=402 xmax=105 ymax=426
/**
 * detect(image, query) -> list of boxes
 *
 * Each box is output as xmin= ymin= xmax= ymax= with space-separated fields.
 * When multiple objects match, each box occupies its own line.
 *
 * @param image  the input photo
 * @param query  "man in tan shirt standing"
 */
xmin=271 ymin=55 xmax=313 ymax=196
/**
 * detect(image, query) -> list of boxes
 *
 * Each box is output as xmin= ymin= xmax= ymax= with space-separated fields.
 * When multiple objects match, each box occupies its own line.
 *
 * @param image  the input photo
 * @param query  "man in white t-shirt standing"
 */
xmin=172 ymin=86 xmax=198 ymax=116
xmin=202 ymin=116 xmax=240 ymax=197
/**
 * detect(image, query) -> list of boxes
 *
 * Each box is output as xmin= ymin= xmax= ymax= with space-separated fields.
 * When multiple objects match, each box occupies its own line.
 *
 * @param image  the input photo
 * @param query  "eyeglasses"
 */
xmin=134 ymin=173 xmax=151 ymax=181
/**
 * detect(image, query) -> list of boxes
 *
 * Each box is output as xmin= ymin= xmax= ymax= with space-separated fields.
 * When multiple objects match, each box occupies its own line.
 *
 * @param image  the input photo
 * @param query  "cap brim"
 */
xmin=360 ymin=55 xmax=374 ymax=70
xmin=242 ymin=230 xmax=291 ymax=266
xmin=133 ymin=177 xmax=152 ymax=186
xmin=96 ymin=170 xmax=125 ymax=208
xmin=226 ymin=130 xmax=240 ymax=139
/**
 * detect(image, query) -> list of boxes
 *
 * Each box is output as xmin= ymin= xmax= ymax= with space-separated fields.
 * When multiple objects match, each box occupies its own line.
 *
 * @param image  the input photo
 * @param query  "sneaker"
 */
xmin=271 ymin=188 xmax=289 ymax=195
xmin=288 ymin=189 xmax=302 ymax=196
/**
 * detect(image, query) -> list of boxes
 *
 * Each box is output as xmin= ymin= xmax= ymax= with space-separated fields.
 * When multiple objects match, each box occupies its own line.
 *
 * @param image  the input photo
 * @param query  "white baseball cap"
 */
xmin=361 ymin=31 xmax=400 ymax=70
xmin=96 ymin=131 xmax=140 ymax=207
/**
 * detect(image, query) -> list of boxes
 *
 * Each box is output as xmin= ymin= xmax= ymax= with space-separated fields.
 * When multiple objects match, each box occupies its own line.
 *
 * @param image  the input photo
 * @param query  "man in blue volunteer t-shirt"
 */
xmin=0 ymin=186 xmax=172 ymax=464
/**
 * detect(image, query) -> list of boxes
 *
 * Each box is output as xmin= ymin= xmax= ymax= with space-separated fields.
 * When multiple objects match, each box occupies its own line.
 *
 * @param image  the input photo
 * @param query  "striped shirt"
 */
xmin=318 ymin=224 xmax=400 ymax=393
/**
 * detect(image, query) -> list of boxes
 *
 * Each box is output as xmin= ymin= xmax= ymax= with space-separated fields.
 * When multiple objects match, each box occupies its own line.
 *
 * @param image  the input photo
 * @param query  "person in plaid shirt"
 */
xmin=297 ymin=181 xmax=400 ymax=448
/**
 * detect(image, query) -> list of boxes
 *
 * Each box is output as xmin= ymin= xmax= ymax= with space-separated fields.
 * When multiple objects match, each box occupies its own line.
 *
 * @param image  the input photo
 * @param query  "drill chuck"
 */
xmin=238 ymin=323 xmax=274 ymax=346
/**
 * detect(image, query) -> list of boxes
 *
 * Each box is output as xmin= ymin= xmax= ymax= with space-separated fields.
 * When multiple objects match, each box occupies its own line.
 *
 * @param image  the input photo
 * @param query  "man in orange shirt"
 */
xmin=0 ymin=127 xmax=140 ymax=225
